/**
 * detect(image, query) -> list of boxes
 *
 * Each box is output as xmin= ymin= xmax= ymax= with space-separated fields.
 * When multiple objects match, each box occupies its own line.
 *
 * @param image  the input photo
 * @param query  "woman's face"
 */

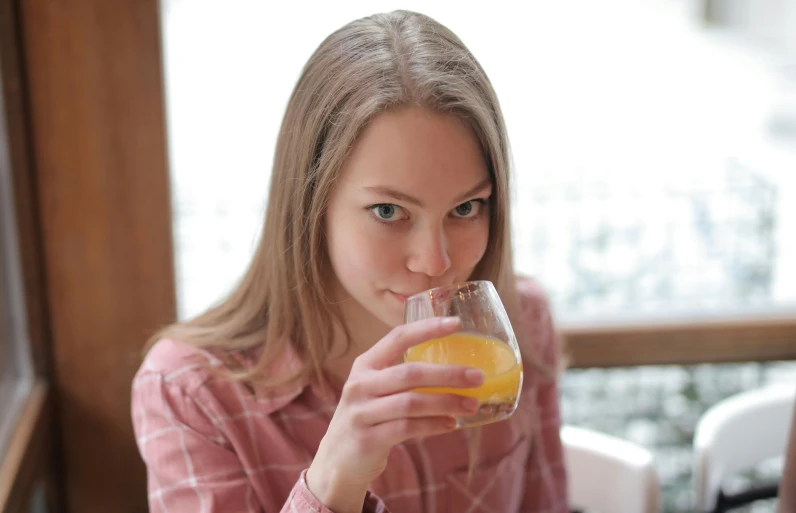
xmin=325 ymin=107 xmax=491 ymax=332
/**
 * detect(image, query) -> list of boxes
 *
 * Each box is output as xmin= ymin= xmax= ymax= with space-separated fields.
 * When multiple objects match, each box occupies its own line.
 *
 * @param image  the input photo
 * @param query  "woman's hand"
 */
xmin=306 ymin=316 xmax=484 ymax=513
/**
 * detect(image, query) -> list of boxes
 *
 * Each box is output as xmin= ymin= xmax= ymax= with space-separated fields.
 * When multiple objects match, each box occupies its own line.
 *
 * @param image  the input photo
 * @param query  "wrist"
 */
xmin=305 ymin=464 xmax=368 ymax=513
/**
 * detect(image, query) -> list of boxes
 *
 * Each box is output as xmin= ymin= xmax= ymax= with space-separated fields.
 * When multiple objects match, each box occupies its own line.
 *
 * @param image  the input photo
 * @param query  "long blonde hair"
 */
xmin=150 ymin=10 xmax=542 ymax=389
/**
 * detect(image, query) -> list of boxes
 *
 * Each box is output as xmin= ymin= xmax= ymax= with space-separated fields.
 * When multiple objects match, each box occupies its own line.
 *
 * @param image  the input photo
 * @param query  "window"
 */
xmin=161 ymin=0 xmax=796 ymax=322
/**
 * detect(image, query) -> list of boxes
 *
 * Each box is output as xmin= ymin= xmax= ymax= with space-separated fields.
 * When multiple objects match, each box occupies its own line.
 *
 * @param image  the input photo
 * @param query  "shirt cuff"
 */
xmin=297 ymin=469 xmax=390 ymax=513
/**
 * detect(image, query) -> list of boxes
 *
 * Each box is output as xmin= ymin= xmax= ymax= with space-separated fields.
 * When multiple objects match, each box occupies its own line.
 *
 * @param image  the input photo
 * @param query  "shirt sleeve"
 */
xmin=518 ymin=282 xmax=569 ymax=512
xmin=132 ymin=372 xmax=391 ymax=513
xmin=289 ymin=471 xmax=391 ymax=513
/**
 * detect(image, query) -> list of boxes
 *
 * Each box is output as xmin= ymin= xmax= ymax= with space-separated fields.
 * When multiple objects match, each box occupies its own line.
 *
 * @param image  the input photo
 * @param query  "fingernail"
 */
xmin=461 ymin=397 xmax=480 ymax=411
xmin=445 ymin=417 xmax=458 ymax=429
xmin=465 ymin=369 xmax=485 ymax=384
xmin=441 ymin=317 xmax=459 ymax=328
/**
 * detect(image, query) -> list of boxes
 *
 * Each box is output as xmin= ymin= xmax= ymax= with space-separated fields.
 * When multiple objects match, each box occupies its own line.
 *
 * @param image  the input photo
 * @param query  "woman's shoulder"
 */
xmin=514 ymin=275 xmax=553 ymax=317
xmin=513 ymin=276 xmax=556 ymax=343
xmin=134 ymin=338 xmax=226 ymax=395
xmin=512 ymin=275 xmax=563 ymax=374
xmin=133 ymin=338 xmax=307 ymax=416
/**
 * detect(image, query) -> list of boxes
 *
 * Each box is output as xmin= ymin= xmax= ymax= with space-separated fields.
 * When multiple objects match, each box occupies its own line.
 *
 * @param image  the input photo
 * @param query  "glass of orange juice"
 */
xmin=403 ymin=281 xmax=523 ymax=428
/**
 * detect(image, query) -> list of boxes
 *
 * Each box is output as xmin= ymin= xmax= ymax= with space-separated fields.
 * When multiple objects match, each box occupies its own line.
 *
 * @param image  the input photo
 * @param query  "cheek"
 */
xmin=450 ymin=220 xmax=490 ymax=270
xmin=327 ymin=214 xmax=404 ymax=286
xmin=342 ymin=231 xmax=393 ymax=275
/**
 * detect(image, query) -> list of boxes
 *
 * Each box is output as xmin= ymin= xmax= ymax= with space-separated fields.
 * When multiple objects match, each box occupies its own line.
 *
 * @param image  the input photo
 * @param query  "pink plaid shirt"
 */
xmin=132 ymin=279 xmax=568 ymax=512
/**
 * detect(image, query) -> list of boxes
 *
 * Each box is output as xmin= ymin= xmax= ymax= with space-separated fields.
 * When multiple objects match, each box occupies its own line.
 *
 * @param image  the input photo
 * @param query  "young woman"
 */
xmin=132 ymin=10 xmax=568 ymax=512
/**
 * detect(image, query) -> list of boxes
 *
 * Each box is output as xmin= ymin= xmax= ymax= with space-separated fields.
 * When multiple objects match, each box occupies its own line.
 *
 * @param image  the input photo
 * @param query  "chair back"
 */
xmin=693 ymin=384 xmax=796 ymax=512
xmin=562 ymin=425 xmax=661 ymax=513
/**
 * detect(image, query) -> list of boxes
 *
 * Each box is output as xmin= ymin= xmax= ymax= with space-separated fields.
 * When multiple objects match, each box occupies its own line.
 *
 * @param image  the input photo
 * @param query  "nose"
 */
xmin=406 ymin=224 xmax=451 ymax=277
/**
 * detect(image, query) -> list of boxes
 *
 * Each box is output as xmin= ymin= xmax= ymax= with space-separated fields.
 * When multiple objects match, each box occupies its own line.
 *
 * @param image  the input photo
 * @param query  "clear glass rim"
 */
xmin=405 ymin=280 xmax=493 ymax=304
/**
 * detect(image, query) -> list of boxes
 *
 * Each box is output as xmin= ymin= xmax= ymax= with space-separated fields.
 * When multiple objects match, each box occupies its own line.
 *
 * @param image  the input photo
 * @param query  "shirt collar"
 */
xmin=236 ymin=342 xmax=338 ymax=412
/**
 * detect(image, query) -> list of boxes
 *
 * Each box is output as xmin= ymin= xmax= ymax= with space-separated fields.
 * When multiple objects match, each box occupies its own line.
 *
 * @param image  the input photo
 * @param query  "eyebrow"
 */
xmin=363 ymin=177 xmax=492 ymax=208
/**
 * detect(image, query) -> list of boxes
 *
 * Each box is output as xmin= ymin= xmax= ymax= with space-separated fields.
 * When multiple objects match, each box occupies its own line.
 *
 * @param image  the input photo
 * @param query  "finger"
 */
xmin=365 ymin=362 xmax=484 ymax=397
xmin=369 ymin=416 xmax=460 ymax=446
xmin=356 ymin=317 xmax=461 ymax=370
xmin=357 ymin=391 xmax=480 ymax=425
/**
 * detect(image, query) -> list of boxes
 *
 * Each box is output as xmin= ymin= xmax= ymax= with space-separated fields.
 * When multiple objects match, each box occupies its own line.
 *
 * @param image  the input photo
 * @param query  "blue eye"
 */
xmin=455 ymin=202 xmax=473 ymax=217
xmin=452 ymin=200 xmax=484 ymax=218
xmin=372 ymin=204 xmax=398 ymax=220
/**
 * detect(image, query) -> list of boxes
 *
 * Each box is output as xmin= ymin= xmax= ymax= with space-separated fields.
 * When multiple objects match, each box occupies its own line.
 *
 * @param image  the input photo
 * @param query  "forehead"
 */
xmin=337 ymin=107 xmax=489 ymax=193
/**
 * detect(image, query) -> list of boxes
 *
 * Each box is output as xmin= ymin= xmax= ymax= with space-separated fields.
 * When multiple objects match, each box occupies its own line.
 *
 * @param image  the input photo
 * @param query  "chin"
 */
xmin=375 ymin=306 xmax=404 ymax=328
xmin=373 ymin=299 xmax=405 ymax=328
xmin=345 ymin=292 xmax=402 ymax=329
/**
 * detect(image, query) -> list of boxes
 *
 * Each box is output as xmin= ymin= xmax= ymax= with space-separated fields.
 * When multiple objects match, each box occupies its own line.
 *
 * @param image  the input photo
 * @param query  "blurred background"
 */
xmin=1 ymin=0 xmax=795 ymax=512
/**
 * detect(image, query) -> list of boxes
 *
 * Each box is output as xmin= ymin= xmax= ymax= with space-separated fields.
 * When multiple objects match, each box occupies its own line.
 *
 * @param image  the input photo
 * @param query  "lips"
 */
xmin=389 ymin=284 xmax=455 ymax=303
xmin=389 ymin=291 xmax=411 ymax=302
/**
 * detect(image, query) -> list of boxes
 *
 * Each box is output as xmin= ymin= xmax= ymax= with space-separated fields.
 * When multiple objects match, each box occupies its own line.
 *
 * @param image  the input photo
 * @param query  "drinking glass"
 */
xmin=403 ymin=280 xmax=523 ymax=428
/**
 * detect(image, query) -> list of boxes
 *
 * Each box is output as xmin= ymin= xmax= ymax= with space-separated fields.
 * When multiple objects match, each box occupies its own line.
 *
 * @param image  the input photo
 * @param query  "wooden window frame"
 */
xmin=562 ymin=313 xmax=796 ymax=368
xmin=0 ymin=0 xmax=56 ymax=511
xmin=0 ymin=0 xmax=175 ymax=511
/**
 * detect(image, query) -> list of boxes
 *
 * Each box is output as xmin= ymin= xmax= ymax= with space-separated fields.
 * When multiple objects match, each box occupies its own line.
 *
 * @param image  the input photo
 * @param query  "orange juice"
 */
xmin=404 ymin=332 xmax=522 ymax=403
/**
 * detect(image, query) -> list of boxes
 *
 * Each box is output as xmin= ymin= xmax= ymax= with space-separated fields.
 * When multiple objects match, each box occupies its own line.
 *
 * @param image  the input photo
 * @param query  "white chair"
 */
xmin=562 ymin=425 xmax=661 ymax=513
xmin=693 ymin=383 xmax=796 ymax=513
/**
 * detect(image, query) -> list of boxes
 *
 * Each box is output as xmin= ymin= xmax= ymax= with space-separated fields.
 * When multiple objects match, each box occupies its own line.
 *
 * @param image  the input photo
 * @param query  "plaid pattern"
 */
xmin=132 ymin=279 xmax=568 ymax=512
